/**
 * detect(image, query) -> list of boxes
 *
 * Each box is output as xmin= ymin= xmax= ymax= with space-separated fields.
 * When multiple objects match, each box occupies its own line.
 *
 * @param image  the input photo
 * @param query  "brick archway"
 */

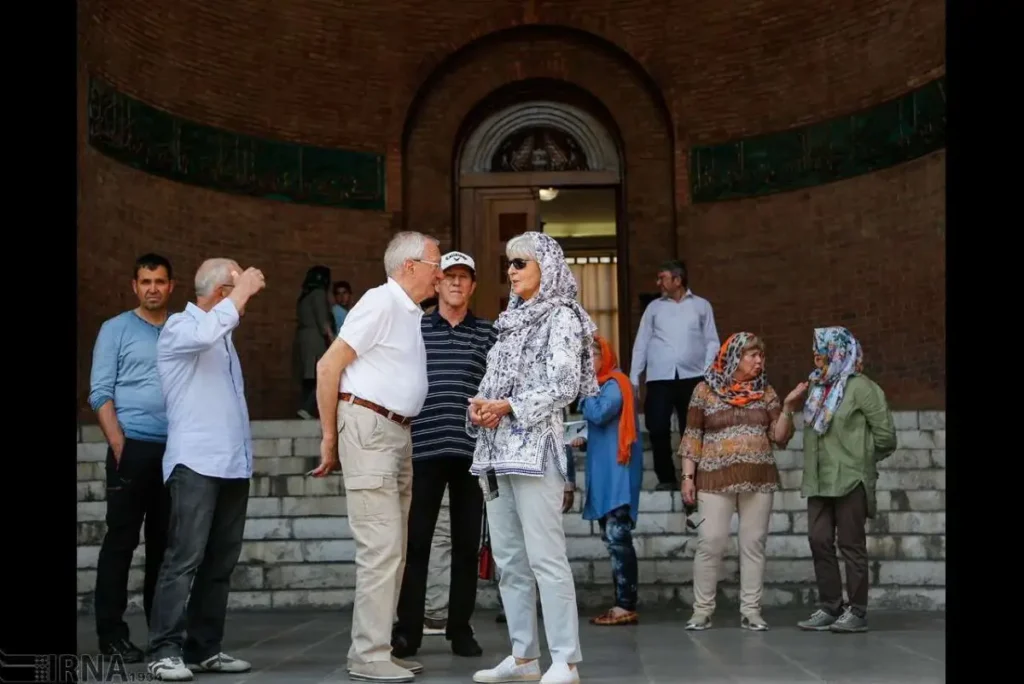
xmin=401 ymin=26 xmax=675 ymax=352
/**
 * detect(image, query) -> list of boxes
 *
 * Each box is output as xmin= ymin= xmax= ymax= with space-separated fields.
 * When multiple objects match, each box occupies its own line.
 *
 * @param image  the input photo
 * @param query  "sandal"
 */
xmin=590 ymin=609 xmax=639 ymax=626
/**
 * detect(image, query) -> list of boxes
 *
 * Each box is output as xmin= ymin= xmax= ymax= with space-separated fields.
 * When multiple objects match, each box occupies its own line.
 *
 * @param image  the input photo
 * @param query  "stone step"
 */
xmin=75 ymin=467 xmax=946 ymax=506
xmin=75 ymin=581 xmax=946 ymax=615
xmin=76 ymin=411 xmax=946 ymax=445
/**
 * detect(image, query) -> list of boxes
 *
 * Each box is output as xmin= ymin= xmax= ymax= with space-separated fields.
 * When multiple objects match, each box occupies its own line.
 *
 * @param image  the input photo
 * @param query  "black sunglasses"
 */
xmin=508 ymin=258 xmax=531 ymax=271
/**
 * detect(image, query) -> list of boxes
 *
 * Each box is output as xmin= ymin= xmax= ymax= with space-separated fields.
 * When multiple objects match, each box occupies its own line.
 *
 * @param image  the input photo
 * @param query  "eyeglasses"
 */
xmin=685 ymin=517 xmax=705 ymax=531
xmin=683 ymin=501 xmax=705 ymax=530
xmin=414 ymin=259 xmax=440 ymax=270
xmin=508 ymin=258 xmax=532 ymax=271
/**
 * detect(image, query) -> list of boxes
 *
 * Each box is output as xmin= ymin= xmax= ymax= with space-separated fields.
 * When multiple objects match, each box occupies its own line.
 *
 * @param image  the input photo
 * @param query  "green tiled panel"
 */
xmin=86 ymin=78 xmax=385 ymax=211
xmin=690 ymin=78 xmax=946 ymax=203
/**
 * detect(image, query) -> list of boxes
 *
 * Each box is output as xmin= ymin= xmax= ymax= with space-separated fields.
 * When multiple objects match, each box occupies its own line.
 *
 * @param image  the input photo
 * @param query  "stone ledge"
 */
xmin=75 ymin=584 xmax=945 ymax=615
xmin=77 ymin=412 xmax=946 ymax=444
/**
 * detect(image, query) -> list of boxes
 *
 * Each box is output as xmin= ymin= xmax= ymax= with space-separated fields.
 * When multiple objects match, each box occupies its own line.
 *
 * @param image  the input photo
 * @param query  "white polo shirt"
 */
xmin=338 ymin=277 xmax=429 ymax=418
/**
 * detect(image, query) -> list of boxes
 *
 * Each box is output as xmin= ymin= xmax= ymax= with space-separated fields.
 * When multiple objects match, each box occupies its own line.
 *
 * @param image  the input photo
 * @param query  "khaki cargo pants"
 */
xmin=338 ymin=401 xmax=413 ymax=665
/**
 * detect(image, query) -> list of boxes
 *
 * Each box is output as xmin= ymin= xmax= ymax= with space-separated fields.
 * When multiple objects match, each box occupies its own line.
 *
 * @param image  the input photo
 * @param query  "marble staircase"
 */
xmin=76 ymin=411 xmax=945 ymax=614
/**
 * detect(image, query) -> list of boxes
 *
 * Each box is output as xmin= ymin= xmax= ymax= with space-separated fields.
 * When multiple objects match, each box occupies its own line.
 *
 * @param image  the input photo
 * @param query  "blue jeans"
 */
xmin=599 ymin=505 xmax=638 ymax=611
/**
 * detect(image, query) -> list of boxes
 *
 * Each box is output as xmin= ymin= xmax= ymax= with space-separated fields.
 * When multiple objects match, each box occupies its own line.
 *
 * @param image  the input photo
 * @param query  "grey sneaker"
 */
xmin=684 ymin=614 xmax=712 ymax=631
xmin=741 ymin=614 xmax=769 ymax=631
xmin=348 ymin=659 xmax=416 ymax=682
xmin=187 ymin=652 xmax=252 ymax=673
xmin=829 ymin=608 xmax=868 ymax=633
xmin=147 ymin=657 xmax=194 ymax=681
xmin=423 ymin=617 xmax=447 ymax=636
xmin=798 ymin=609 xmax=839 ymax=631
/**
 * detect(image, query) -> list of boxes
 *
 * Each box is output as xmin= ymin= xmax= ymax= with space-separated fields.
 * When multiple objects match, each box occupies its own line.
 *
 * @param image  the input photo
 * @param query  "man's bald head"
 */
xmin=195 ymin=258 xmax=239 ymax=298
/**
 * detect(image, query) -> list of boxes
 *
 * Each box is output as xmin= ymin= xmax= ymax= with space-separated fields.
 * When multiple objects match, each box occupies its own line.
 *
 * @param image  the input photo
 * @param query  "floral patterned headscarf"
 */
xmin=703 ymin=332 xmax=766 ymax=407
xmin=475 ymin=232 xmax=599 ymax=403
xmin=803 ymin=326 xmax=863 ymax=435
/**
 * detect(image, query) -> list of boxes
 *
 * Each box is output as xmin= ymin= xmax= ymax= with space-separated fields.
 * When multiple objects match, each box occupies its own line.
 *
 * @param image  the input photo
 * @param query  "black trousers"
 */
xmin=94 ymin=438 xmax=170 ymax=645
xmin=644 ymin=376 xmax=702 ymax=485
xmin=395 ymin=457 xmax=483 ymax=647
xmin=147 ymin=465 xmax=250 ymax=662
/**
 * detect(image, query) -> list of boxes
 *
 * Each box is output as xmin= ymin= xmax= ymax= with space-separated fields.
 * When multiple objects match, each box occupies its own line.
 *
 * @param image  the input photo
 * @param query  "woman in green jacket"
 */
xmin=790 ymin=327 xmax=897 ymax=634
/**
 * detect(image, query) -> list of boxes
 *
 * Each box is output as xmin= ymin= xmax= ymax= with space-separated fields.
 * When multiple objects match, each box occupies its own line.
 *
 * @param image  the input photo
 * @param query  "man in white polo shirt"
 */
xmin=311 ymin=231 xmax=443 ymax=684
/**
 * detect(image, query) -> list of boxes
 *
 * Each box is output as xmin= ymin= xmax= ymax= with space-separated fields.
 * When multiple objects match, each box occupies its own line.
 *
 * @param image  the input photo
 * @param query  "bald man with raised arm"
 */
xmin=311 ymin=231 xmax=443 ymax=684
xmin=145 ymin=259 xmax=266 ymax=683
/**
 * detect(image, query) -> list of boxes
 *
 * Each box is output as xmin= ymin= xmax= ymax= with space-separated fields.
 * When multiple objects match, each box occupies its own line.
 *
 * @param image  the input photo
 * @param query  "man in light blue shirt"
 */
xmin=89 ymin=253 xmax=175 ymax=664
xmin=629 ymin=260 xmax=720 ymax=490
xmin=332 ymin=279 xmax=352 ymax=333
xmin=145 ymin=258 xmax=266 ymax=682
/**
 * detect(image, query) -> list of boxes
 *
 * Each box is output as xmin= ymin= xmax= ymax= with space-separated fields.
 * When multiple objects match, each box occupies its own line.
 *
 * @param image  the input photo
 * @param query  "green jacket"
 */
xmin=801 ymin=374 xmax=898 ymax=518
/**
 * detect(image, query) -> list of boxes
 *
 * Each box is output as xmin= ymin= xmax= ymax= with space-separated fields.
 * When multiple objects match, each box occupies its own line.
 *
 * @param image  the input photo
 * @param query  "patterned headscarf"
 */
xmin=703 ymin=332 xmax=766 ymax=407
xmin=476 ymin=232 xmax=599 ymax=403
xmin=803 ymin=326 xmax=863 ymax=435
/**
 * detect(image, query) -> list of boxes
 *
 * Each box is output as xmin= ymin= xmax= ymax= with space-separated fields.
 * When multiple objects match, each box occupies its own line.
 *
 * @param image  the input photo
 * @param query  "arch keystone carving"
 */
xmin=459 ymin=101 xmax=621 ymax=178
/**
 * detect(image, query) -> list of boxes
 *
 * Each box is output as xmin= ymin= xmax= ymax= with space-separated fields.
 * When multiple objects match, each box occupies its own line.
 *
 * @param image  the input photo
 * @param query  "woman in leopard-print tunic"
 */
xmin=678 ymin=332 xmax=804 ymax=632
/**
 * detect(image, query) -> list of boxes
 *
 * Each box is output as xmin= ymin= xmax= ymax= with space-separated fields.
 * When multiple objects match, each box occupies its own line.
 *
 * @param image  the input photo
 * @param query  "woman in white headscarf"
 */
xmin=467 ymin=232 xmax=598 ymax=684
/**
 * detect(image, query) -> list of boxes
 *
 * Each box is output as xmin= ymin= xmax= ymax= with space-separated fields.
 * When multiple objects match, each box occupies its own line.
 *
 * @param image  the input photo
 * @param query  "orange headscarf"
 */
xmin=593 ymin=335 xmax=638 ymax=466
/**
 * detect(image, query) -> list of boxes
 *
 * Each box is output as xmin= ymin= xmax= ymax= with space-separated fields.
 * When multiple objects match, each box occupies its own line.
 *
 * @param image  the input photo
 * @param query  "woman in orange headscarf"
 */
xmin=571 ymin=335 xmax=644 ymax=626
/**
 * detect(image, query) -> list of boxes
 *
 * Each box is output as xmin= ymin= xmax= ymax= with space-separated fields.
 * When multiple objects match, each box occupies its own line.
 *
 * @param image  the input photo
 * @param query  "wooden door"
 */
xmin=458 ymin=187 xmax=539 ymax=321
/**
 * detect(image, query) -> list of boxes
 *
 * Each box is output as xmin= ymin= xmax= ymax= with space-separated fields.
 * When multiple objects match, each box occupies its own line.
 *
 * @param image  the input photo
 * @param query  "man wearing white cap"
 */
xmin=391 ymin=251 xmax=497 ymax=661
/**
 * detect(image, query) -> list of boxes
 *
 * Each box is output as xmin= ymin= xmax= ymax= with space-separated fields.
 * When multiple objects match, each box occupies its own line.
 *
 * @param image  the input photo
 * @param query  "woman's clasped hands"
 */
xmin=469 ymin=397 xmax=512 ymax=429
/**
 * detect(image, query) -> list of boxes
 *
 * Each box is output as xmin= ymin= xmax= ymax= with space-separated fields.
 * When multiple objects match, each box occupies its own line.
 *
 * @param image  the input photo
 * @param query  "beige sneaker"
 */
xmin=347 ymin=659 xmax=416 ymax=682
xmin=391 ymin=656 xmax=423 ymax=674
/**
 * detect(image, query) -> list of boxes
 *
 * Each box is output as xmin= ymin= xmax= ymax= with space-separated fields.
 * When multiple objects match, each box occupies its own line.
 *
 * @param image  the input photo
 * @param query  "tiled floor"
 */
xmin=76 ymin=608 xmax=945 ymax=683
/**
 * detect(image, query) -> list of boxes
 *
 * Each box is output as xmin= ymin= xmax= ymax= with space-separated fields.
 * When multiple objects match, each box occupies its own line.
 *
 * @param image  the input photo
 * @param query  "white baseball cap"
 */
xmin=440 ymin=251 xmax=476 ymax=273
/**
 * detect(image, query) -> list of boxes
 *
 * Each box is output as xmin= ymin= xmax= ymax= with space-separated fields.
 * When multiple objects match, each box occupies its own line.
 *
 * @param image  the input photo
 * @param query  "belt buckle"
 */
xmin=386 ymin=410 xmax=395 ymax=421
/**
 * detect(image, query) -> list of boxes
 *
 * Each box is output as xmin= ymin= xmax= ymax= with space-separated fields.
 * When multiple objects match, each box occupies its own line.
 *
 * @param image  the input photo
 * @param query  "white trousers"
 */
xmin=487 ymin=458 xmax=581 ymax=664
xmin=425 ymin=487 xmax=452 ymax=620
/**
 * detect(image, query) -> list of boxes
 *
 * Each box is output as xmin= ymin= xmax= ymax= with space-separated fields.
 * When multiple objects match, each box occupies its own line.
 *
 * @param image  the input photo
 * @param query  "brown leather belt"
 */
xmin=339 ymin=393 xmax=412 ymax=427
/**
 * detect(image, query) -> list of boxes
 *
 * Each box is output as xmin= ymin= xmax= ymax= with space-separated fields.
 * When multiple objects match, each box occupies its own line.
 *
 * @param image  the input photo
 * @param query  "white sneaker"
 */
xmin=147 ymin=657 xmax=194 ymax=681
xmin=186 ymin=652 xmax=252 ymax=673
xmin=472 ymin=655 xmax=543 ymax=683
xmin=541 ymin=662 xmax=580 ymax=684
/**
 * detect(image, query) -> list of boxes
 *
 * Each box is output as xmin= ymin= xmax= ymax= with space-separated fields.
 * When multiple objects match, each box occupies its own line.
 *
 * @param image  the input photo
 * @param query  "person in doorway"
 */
xmin=794 ymin=327 xmax=897 ymax=634
xmin=146 ymin=259 xmax=266 ymax=681
xmin=294 ymin=265 xmax=335 ymax=420
xmin=332 ymin=280 xmax=353 ymax=333
xmin=468 ymin=231 xmax=598 ymax=684
xmin=310 ymin=231 xmax=443 ymax=684
xmin=89 ymin=253 xmax=176 ymax=663
xmin=571 ymin=335 xmax=644 ymax=626
xmin=630 ymin=260 xmax=720 ymax=490
xmin=679 ymin=333 xmax=800 ymax=632
xmin=392 ymin=250 xmax=496 ymax=660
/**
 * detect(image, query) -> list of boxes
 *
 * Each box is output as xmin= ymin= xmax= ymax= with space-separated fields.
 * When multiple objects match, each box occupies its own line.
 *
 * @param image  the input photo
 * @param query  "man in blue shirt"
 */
xmin=145 ymin=259 xmax=266 ymax=682
xmin=332 ymin=280 xmax=352 ymax=333
xmin=392 ymin=251 xmax=497 ymax=660
xmin=89 ymin=253 xmax=176 ymax=663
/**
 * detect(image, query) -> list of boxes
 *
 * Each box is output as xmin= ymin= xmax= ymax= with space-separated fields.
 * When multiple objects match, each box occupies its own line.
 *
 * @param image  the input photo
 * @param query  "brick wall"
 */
xmin=76 ymin=414 xmax=946 ymax=613
xmin=77 ymin=0 xmax=946 ymax=418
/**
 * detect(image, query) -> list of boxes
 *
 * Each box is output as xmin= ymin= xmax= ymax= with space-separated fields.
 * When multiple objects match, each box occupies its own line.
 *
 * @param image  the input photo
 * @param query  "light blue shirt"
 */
xmin=157 ymin=299 xmax=253 ymax=483
xmin=88 ymin=310 xmax=168 ymax=443
xmin=629 ymin=291 xmax=720 ymax=385
xmin=332 ymin=304 xmax=348 ymax=333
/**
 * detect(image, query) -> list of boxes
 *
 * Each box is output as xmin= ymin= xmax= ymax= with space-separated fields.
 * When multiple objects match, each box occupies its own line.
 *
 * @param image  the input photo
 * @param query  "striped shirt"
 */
xmin=412 ymin=310 xmax=497 ymax=461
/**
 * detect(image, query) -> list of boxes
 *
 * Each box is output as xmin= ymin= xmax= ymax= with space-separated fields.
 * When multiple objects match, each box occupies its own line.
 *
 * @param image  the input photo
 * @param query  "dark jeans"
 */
xmin=807 ymin=484 xmax=869 ymax=617
xmin=147 ymin=465 xmax=249 ymax=661
xmin=395 ymin=457 xmax=483 ymax=647
xmin=599 ymin=505 xmax=638 ymax=611
xmin=300 ymin=379 xmax=319 ymax=417
xmin=95 ymin=438 xmax=170 ymax=645
xmin=644 ymin=376 xmax=702 ymax=485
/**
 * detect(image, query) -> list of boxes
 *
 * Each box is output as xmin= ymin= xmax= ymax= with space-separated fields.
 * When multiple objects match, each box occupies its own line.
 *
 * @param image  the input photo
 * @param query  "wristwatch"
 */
xmin=682 ymin=473 xmax=694 ymax=481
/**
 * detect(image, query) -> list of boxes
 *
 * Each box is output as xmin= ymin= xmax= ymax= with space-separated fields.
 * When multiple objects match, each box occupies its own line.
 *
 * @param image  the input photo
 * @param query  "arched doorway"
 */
xmin=455 ymin=96 xmax=628 ymax=355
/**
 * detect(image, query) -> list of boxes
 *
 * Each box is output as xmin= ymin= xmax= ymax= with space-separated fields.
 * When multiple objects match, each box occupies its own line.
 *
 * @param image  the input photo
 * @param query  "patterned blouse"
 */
xmin=678 ymin=382 xmax=787 ymax=494
xmin=468 ymin=306 xmax=584 ymax=480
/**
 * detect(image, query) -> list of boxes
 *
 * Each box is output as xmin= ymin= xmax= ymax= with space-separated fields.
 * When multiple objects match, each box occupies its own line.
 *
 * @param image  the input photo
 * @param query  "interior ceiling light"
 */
xmin=538 ymin=188 xmax=559 ymax=201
